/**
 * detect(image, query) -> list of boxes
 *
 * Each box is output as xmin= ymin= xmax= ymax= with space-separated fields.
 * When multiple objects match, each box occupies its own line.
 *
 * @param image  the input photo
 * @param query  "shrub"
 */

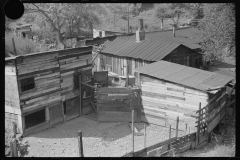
xmin=5 ymin=32 xmax=40 ymax=56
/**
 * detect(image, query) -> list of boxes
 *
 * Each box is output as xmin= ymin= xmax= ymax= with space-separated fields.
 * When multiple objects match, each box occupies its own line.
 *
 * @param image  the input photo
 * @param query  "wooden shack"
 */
xmin=97 ymin=88 xmax=141 ymax=122
xmin=5 ymin=46 xmax=93 ymax=136
xmin=134 ymin=61 xmax=234 ymax=132
xmin=92 ymin=19 xmax=203 ymax=85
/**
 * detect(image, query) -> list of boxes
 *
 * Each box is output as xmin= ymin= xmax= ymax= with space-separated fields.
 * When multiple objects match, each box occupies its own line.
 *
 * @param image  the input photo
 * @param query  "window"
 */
xmin=25 ymin=108 xmax=45 ymax=129
xmin=20 ymin=77 xmax=35 ymax=92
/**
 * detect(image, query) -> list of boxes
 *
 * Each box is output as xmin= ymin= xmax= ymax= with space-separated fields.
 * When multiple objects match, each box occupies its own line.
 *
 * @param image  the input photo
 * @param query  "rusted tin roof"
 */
xmin=134 ymin=60 xmax=234 ymax=92
xmin=101 ymin=37 xmax=180 ymax=61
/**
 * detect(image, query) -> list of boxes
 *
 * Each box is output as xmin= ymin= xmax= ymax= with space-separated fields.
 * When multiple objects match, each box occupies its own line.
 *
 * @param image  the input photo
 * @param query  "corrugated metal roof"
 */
xmin=101 ymin=37 xmax=180 ymax=61
xmin=126 ymin=27 xmax=201 ymax=49
xmin=134 ymin=61 xmax=233 ymax=92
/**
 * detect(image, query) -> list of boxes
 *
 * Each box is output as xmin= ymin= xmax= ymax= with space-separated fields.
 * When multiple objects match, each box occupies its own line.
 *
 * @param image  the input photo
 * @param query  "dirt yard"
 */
xmin=22 ymin=116 xmax=185 ymax=157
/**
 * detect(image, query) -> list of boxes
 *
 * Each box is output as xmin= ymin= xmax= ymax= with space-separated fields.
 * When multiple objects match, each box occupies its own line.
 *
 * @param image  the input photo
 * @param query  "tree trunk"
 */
xmin=56 ymin=30 xmax=64 ymax=49
xmin=161 ymin=18 xmax=163 ymax=30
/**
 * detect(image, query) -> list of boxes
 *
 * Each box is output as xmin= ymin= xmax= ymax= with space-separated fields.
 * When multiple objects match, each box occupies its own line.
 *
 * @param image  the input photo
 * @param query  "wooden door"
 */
xmin=49 ymin=102 xmax=63 ymax=127
xmin=65 ymin=97 xmax=79 ymax=121
xmin=80 ymin=74 xmax=94 ymax=115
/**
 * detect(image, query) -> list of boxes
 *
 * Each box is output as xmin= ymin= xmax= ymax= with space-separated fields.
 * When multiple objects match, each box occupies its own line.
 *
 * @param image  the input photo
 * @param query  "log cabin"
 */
xmin=134 ymin=60 xmax=234 ymax=132
xmin=92 ymin=19 xmax=203 ymax=84
xmin=5 ymin=46 xmax=94 ymax=136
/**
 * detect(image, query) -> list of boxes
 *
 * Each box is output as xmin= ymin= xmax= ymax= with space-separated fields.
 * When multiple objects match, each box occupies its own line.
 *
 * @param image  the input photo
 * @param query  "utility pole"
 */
xmin=127 ymin=4 xmax=129 ymax=35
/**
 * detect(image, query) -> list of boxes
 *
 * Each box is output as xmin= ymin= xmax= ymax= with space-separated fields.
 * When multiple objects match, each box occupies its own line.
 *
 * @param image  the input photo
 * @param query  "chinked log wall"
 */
xmin=140 ymin=75 xmax=210 ymax=132
xmin=15 ymin=47 xmax=93 ymax=133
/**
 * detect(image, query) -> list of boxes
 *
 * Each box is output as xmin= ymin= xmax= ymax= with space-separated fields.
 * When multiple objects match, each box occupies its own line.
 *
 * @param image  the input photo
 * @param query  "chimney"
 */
xmin=136 ymin=19 xmax=145 ymax=42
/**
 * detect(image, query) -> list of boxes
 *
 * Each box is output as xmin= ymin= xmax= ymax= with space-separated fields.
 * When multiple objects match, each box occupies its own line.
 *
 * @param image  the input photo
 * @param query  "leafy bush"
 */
xmin=5 ymin=32 xmax=40 ymax=56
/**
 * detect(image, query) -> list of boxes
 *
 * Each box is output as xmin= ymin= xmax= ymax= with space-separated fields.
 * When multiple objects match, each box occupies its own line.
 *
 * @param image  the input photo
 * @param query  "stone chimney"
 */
xmin=136 ymin=19 xmax=145 ymax=42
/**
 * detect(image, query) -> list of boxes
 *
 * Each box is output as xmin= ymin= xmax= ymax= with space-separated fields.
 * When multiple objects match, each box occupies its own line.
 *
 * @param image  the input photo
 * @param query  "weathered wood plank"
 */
xmin=20 ymin=86 xmax=60 ymax=100
xmin=60 ymin=70 xmax=74 ymax=77
xmin=98 ymin=103 xmax=130 ymax=109
xmin=22 ymin=96 xmax=61 ymax=112
xmin=97 ymin=99 xmax=130 ymax=104
xmin=60 ymin=60 xmax=87 ymax=69
xmin=35 ymin=72 xmax=60 ymax=80
xmin=142 ymin=101 xmax=197 ymax=115
xmin=60 ymin=57 xmax=91 ymax=65
xmin=142 ymin=96 xmax=199 ymax=110
xmin=18 ymin=62 xmax=59 ymax=72
xmin=142 ymin=81 xmax=208 ymax=97
xmin=18 ymin=64 xmax=59 ymax=75
xmin=17 ymin=59 xmax=58 ymax=70
xmin=16 ymin=53 xmax=58 ymax=64
xmin=99 ymin=106 xmax=131 ymax=112
xmin=24 ymin=90 xmax=62 ymax=105
xmin=60 ymin=64 xmax=92 ymax=74
xmin=142 ymin=85 xmax=208 ymax=102
xmin=35 ymin=78 xmax=60 ymax=87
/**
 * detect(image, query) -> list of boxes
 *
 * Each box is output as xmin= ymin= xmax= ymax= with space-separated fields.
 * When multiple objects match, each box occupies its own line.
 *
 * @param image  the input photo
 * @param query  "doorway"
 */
xmin=49 ymin=102 xmax=63 ymax=127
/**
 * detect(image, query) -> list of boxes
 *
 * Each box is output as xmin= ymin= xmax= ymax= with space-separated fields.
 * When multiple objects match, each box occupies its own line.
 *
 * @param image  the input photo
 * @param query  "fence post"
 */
xmin=12 ymin=122 xmax=17 ymax=138
xmin=176 ymin=116 xmax=179 ymax=138
xmin=169 ymin=125 xmax=171 ymax=139
xmin=144 ymin=123 xmax=146 ymax=148
xmin=185 ymin=123 xmax=188 ymax=135
xmin=78 ymin=131 xmax=84 ymax=157
xmin=10 ymin=139 xmax=18 ymax=157
xmin=196 ymin=103 xmax=201 ymax=148
xmin=132 ymin=110 xmax=135 ymax=157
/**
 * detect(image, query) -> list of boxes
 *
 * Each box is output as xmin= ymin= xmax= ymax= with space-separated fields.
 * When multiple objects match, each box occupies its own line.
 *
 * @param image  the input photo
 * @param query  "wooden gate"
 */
xmin=97 ymin=88 xmax=141 ymax=122
xmin=65 ymin=97 xmax=79 ymax=121
xmin=49 ymin=102 xmax=63 ymax=127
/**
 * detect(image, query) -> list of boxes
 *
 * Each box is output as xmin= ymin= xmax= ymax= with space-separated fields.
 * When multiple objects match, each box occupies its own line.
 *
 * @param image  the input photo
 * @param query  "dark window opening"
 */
xmin=63 ymin=101 xmax=66 ymax=115
xmin=20 ymin=77 xmax=35 ymax=92
xmin=195 ymin=58 xmax=200 ymax=68
xmin=74 ymin=74 xmax=79 ymax=89
xmin=22 ymin=32 xmax=26 ymax=38
xmin=25 ymin=109 xmax=45 ymax=129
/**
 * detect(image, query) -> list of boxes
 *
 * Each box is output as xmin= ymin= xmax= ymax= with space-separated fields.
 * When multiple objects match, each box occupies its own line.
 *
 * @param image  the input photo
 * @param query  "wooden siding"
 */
xmin=163 ymin=45 xmax=202 ymax=68
xmin=97 ymin=53 xmax=151 ymax=77
xmin=140 ymin=74 xmax=209 ymax=130
xmin=16 ymin=53 xmax=61 ymax=113
xmin=6 ymin=47 xmax=93 ymax=135
xmin=97 ymin=88 xmax=141 ymax=122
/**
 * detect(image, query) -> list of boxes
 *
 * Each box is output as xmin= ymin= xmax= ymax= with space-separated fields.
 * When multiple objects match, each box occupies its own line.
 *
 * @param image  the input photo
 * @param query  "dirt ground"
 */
xmin=22 ymin=116 xmax=185 ymax=157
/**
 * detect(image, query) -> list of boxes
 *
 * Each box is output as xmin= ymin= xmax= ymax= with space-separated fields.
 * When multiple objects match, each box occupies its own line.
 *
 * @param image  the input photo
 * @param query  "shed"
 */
xmin=5 ymin=46 xmax=93 ymax=136
xmin=93 ymin=20 xmax=203 ymax=86
xmin=134 ymin=61 xmax=234 ymax=132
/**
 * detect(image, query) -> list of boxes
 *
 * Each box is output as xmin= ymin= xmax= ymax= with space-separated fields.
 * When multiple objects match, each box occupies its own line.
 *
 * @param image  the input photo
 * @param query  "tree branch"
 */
xmin=31 ymin=4 xmax=58 ymax=32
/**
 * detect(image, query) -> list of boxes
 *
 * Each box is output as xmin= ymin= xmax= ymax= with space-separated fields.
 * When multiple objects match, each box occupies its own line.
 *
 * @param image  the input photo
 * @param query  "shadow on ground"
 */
xmin=25 ymin=116 xmax=132 ymax=143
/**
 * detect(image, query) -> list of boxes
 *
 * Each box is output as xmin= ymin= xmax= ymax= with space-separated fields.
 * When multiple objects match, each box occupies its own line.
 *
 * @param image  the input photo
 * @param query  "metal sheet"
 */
xmin=135 ymin=61 xmax=233 ymax=92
